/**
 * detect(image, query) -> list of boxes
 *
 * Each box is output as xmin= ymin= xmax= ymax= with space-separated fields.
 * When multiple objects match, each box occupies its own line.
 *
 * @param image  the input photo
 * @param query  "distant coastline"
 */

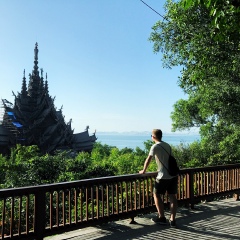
xmin=96 ymin=132 xmax=200 ymax=149
xmin=96 ymin=131 xmax=200 ymax=136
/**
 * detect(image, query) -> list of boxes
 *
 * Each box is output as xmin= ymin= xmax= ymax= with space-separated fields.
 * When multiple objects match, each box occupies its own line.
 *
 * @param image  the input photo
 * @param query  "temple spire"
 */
xmin=21 ymin=69 xmax=27 ymax=95
xmin=28 ymin=43 xmax=41 ymax=97
xmin=33 ymin=42 xmax=39 ymax=77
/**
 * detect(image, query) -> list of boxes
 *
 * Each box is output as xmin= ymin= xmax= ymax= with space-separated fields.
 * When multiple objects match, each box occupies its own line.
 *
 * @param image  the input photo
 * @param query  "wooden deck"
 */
xmin=45 ymin=197 xmax=240 ymax=240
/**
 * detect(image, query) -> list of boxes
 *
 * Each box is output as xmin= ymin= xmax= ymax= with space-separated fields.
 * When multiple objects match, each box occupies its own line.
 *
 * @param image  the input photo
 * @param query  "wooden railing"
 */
xmin=0 ymin=164 xmax=240 ymax=239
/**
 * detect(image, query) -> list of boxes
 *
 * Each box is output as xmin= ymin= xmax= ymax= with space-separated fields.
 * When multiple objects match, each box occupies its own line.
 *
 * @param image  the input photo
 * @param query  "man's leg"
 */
xmin=153 ymin=193 xmax=164 ymax=217
xmin=168 ymin=194 xmax=177 ymax=221
xmin=151 ymin=180 xmax=168 ymax=224
xmin=167 ymin=177 xmax=178 ymax=226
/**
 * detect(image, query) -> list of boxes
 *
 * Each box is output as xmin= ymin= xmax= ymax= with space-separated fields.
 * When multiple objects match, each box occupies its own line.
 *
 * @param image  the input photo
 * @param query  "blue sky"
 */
xmin=0 ymin=0 xmax=192 ymax=134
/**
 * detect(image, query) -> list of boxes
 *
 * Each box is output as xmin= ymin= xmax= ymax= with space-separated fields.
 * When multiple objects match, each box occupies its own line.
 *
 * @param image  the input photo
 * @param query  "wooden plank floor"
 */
xmin=45 ymin=198 xmax=240 ymax=240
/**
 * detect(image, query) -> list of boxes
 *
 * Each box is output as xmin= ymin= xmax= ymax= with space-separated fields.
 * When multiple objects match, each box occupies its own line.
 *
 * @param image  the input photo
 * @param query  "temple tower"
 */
xmin=0 ymin=43 xmax=97 ymax=154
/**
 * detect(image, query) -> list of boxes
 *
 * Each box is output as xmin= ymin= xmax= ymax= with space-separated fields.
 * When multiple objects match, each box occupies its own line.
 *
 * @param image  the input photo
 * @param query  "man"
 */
xmin=139 ymin=129 xmax=178 ymax=227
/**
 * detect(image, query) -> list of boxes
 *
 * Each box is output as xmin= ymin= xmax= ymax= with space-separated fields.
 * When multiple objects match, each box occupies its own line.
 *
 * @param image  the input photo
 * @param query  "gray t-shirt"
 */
xmin=149 ymin=141 xmax=174 ymax=180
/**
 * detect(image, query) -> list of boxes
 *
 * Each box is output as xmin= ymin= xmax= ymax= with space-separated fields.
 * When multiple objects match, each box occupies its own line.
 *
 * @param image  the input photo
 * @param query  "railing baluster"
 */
xmin=106 ymin=184 xmax=109 ymax=216
xmin=150 ymin=177 xmax=153 ymax=206
xmin=56 ymin=191 xmax=59 ymax=227
xmin=26 ymin=194 xmax=29 ymax=235
xmin=237 ymin=169 xmax=239 ymax=189
xmin=125 ymin=182 xmax=128 ymax=212
xmin=111 ymin=184 xmax=114 ymax=214
xmin=189 ymin=170 xmax=194 ymax=208
xmin=212 ymin=171 xmax=215 ymax=194
xmin=86 ymin=187 xmax=89 ymax=220
xmin=80 ymin=188 xmax=83 ymax=222
xmin=197 ymin=172 xmax=200 ymax=196
xmin=134 ymin=180 xmax=137 ymax=209
xmin=62 ymin=191 xmax=66 ymax=226
xmin=96 ymin=185 xmax=99 ymax=218
xmin=142 ymin=178 xmax=145 ymax=208
xmin=68 ymin=190 xmax=71 ymax=224
xmin=120 ymin=182 xmax=123 ymax=213
xmin=101 ymin=185 xmax=104 ymax=218
xmin=138 ymin=179 xmax=141 ymax=209
xmin=177 ymin=175 xmax=183 ymax=199
xmin=237 ymin=168 xmax=239 ymax=189
xmin=18 ymin=196 xmax=22 ymax=236
xmin=184 ymin=174 xmax=187 ymax=199
xmin=206 ymin=172 xmax=209 ymax=195
xmin=217 ymin=170 xmax=220 ymax=193
xmin=10 ymin=196 xmax=14 ymax=237
xmin=129 ymin=181 xmax=133 ymax=211
xmin=1 ymin=198 xmax=6 ymax=239
xmin=49 ymin=192 xmax=53 ymax=229
xmin=74 ymin=189 xmax=77 ymax=223
xmin=115 ymin=183 xmax=119 ymax=215
xmin=91 ymin=186 xmax=94 ymax=219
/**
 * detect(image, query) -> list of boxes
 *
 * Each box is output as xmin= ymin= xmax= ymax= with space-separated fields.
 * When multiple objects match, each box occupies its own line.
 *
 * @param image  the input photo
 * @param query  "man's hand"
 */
xmin=139 ymin=170 xmax=145 ymax=174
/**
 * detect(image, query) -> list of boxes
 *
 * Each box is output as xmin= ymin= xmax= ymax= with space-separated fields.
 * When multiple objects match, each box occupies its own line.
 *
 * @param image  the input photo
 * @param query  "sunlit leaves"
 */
xmin=150 ymin=0 xmax=240 ymax=164
xmin=181 ymin=0 xmax=240 ymax=40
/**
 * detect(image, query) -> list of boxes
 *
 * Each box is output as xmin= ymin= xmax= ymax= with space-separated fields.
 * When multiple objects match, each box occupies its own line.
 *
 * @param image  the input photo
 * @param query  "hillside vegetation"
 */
xmin=1 ymin=140 xmax=238 ymax=189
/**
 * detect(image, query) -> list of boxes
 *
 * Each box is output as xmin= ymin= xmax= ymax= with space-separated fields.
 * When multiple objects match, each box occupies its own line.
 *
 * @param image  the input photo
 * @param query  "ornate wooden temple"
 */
xmin=0 ymin=43 xmax=97 ymax=154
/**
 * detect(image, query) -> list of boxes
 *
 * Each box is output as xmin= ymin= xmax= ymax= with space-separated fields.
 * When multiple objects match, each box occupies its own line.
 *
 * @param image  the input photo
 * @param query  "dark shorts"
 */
xmin=153 ymin=177 xmax=178 ymax=195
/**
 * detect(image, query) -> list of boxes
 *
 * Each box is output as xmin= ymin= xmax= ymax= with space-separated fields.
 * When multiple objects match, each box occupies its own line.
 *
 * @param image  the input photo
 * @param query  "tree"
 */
xmin=182 ymin=0 xmax=240 ymax=40
xmin=149 ymin=0 xmax=240 ymax=164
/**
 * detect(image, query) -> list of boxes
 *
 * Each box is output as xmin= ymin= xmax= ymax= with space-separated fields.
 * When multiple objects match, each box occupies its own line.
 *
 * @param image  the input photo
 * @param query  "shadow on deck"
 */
xmin=45 ymin=198 xmax=240 ymax=240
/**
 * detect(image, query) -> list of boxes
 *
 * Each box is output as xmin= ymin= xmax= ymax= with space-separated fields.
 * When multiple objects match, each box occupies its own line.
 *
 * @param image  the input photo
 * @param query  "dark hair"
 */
xmin=152 ymin=129 xmax=162 ymax=141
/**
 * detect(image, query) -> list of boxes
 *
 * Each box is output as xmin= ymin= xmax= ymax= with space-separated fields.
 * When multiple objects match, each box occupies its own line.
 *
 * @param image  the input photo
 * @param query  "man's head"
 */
xmin=152 ymin=129 xmax=162 ymax=142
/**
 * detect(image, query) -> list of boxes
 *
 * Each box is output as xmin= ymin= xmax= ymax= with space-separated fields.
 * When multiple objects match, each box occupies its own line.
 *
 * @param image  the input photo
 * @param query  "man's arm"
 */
xmin=139 ymin=155 xmax=152 ymax=174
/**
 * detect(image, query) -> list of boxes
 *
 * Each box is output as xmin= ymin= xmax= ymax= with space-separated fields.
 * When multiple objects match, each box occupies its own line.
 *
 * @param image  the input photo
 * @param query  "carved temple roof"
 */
xmin=0 ymin=43 xmax=97 ymax=153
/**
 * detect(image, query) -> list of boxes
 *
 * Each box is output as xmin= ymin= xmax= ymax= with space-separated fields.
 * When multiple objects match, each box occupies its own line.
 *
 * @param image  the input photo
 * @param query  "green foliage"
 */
xmin=85 ymin=164 xmax=117 ymax=178
xmin=3 ymin=145 xmax=41 ymax=188
xmin=172 ymin=141 xmax=208 ymax=168
xmin=92 ymin=146 xmax=145 ymax=175
xmin=91 ymin=142 xmax=115 ymax=160
xmin=143 ymin=140 xmax=152 ymax=153
xmin=149 ymin=0 xmax=240 ymax=165
xmin=181 ymin=0 xmax=240 ymax=40
xmin=2 ymin=134 xmax=238 ymax=189
xmin=0 ymin=154 xmax=8 ymax=187
xmin=0 ymin=142 xmax=152 ymax=188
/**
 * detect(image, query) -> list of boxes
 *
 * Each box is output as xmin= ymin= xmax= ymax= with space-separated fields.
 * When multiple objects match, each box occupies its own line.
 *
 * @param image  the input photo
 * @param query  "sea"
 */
xmin=96 ymin=132 xmax=200 ymax=150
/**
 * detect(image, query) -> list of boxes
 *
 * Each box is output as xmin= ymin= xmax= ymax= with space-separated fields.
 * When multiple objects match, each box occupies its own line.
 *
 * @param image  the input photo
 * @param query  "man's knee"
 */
xmin=154 ymin=193 xmax=163 ymax=200
xmin=168 ymin=194 xmax=177 ymax=202
xmin=153 ymin=192 xmax=160 ymax=198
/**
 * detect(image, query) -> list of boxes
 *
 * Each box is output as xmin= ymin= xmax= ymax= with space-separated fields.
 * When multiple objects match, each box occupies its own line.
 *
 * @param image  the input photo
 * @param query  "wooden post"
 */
xmin=34 ymin=190 xmax=46 ymax=240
